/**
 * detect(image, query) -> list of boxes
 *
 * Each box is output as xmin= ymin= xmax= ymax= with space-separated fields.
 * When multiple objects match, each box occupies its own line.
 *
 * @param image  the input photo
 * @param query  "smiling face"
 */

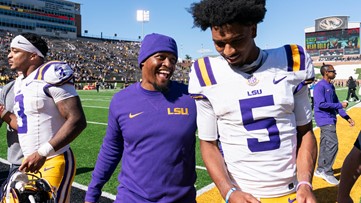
xmin=140 ymin=52 xmax=177 ymax=92
xmin=211 ymin=22 xmax=259 ymax=67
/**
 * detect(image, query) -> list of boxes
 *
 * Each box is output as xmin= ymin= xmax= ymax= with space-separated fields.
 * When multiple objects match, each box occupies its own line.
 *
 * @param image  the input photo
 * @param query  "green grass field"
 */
xmin=0 ymin=86 xmax=358 ymax=198
xmin=0 ymin=88 xmax=212 ymax=196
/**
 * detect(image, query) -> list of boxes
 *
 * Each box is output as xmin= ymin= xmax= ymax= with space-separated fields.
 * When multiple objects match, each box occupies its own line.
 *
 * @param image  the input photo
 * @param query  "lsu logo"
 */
xmin=247 ymin=89 xmax=262 ymax=96
xmin=167 ymin=108 xmax=189 ymax=115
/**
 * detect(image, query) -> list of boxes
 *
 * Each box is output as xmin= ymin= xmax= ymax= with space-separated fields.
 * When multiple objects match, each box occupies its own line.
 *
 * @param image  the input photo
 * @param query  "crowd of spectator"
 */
xmin=2 ymin=29 xmax=360 ymax=90
xmin=317 ymin=55 xmax=361 ymax=62
xmin=0 ymin=29 xmax=192 ymax=89
xmin=333 ymin=79 xmax=360 ymax=88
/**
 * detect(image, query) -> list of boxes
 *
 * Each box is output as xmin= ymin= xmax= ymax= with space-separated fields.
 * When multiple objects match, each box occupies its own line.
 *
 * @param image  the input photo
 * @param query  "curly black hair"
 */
xmin=21 ymin=32 xmax=48 ymax=57
xmin=188 ymin=0 xmax=267 ymax=31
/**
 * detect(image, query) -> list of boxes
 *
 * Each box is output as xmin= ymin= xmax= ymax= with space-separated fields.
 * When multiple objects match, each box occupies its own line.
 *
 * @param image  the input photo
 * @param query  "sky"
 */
xmin=73 ymin=0 xmax=361 ymax=60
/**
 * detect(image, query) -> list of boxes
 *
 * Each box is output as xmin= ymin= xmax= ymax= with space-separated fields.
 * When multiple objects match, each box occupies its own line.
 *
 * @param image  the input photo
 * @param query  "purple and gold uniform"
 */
xmin=85 ymin=81 xmax=197 ymax=203
xmin=189 ymin=45 xmax=314 ymax=198
xmin=13 ymin=61 xmax=76 ymax=202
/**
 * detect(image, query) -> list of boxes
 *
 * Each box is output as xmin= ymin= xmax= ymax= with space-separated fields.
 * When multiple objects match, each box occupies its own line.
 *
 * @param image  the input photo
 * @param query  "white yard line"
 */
xmin=0 ymin=157 xmax=9 ymax=165
xmin=196 ymin=183 xmax=216 ymax=197
xmin=196 ymin=165 xmax=207 ymax=170
xmin=82 ymin=105 xmax=109 ymax=109
xmin=72 ymin=182 xmax=116 ymax=200
xmin=81 ymin=98 xmax=112 ymax=101
xmin=87 ymin=121 xmax=108 ymax=125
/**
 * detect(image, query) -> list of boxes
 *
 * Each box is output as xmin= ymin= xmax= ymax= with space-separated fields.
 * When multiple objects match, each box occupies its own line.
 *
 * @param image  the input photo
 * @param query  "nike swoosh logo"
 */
xmin=17 ymin=41 xmax=29 ymax=45
xmin=26 ymin=81 xmax=33 ymax=86
xmin=43 ymin=166 xmax=55 ymax=172
xmin=129 ymin=112 xmax=144 ymax=118
xmin=288 ymin=198 xmax=296 ymax=203
xmin=273 ymin=76 xmax=287 ymax=84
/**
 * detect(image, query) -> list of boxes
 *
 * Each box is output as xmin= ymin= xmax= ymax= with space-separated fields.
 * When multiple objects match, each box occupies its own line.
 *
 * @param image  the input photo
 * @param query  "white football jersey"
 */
xmin=13 ymin=61 xmax=77 ymax=157
xmin=189 ymin=45 xmax=314 ymax=198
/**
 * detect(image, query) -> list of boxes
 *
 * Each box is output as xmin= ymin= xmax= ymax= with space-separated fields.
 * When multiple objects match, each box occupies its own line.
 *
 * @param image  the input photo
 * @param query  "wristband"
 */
xmin=37 ymin=142 xmax=55 ymax=157
xmin=1 ymin=109 xmax=8 ymax=118
xmin=225 ymin=187 xmax=236 ymax=203
xmin=296 ymin=181 xmax=312 ymax=191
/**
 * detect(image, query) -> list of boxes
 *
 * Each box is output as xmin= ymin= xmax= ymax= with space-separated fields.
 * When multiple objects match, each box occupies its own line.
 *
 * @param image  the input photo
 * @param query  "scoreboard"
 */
xmin=305 ymin=28 xmax=360 ymax=57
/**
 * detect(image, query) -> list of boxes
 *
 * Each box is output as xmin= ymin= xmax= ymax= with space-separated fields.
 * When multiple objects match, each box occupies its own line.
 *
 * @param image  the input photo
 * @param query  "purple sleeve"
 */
xmin=334 ymin=94 xmax=350 ymax=120
xmin=337 ymin=105 xmax=350 ymax=120
xmin=85 ymin=99 xmax=124 ymax=202
xmin=314 ymin=83 xmax=342 ymax=110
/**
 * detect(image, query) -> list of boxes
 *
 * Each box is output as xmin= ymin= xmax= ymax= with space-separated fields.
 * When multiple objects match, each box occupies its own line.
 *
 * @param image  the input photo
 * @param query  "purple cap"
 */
xmin=138 ymin=33 xmax=178 ymax=68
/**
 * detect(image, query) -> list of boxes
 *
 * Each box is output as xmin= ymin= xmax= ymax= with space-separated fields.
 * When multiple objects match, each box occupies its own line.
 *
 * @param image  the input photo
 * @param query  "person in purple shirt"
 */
xmin=84 ymin=33 xmax=197 ymax=203
xmin=313 ymin=63 xmax=355 ymax=186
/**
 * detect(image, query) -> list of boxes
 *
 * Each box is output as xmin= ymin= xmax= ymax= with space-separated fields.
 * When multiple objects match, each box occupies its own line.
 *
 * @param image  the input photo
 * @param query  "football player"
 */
xmin=188 ymin=0 xmax=317 ymax=202
xmin=0 ymin=33 xmax=87 ymax=203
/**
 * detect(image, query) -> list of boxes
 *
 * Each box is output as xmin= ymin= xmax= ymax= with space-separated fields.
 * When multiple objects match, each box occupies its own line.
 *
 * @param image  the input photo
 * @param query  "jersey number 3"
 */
xmin=239 ymin=95 xmax=280 ymax=152
xmin=15 ymin=94 xmax=28 ymax=133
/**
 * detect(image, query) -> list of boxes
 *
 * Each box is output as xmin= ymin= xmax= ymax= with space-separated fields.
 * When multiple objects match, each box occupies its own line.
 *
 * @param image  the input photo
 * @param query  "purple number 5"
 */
xmin=239 ymin=95 xmax=280 ymax=152
xmin=15 ymin=94 xmax=28 ymax=133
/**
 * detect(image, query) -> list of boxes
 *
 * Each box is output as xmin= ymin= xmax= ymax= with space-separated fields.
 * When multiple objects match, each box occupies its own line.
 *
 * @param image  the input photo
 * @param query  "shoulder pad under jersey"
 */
xmin=34 ymin=61 xmax=74 ymax=85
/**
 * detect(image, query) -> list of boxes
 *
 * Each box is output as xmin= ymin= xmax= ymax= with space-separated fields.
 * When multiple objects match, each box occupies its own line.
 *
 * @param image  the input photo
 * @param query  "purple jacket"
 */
xmin=313 ymin=79 xmax=350 ymax=127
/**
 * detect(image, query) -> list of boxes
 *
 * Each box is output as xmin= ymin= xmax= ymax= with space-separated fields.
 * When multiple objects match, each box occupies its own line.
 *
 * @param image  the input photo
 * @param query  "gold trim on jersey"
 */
xmin=290 ymin=44 xmax=301 ymax=72
xmin=198 ymin=58 xmax=212 ymax=86
xmin=284 ymin=44 xmax=305 ymax=72
xmin=36 ymin=60 xmax=61 ymax=80
xmin=193 ymin=57 xmax=217 ymax=87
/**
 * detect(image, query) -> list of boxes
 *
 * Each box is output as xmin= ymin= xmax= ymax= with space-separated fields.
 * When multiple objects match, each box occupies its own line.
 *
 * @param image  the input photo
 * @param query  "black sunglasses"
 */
xmin=327 ymin=70 xmax=336 ymax=73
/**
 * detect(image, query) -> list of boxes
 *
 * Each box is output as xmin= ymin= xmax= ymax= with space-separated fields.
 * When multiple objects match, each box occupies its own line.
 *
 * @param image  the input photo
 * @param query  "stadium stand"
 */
xmin=0 ymin=29 xmax=192 ymax=89
xmin=1 ymin=29 xmax=359 ymax=89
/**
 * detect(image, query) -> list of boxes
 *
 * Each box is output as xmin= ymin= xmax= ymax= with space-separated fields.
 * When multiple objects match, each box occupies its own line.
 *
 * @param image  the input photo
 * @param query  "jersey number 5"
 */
xmin=239 ymin=95 xmax=280 ymax=152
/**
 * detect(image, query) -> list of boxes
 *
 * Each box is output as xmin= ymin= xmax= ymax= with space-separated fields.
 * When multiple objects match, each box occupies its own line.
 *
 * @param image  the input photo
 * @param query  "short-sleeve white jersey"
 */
xmin=13 ymin=61 xmax=77 ymax=157
xmin=188 ymin=45 xmax=314 ymax=198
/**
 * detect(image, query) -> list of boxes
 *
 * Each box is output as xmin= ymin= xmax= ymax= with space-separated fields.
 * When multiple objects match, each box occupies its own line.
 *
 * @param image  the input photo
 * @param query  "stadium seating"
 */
xmin=1 ymin=29 xmax=359 ymax=88
xmin=0 ymin=29 xmax=192 ymax=88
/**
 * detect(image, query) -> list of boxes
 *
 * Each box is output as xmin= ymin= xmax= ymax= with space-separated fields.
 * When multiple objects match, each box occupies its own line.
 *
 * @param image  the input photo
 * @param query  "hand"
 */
xmin=296 ymin=185 xmax=317 ymax=203
xmin=341 ymin=101 xmax=348 ymax=108
xmin=0 ymin=104 xmax=6 ymax=117
xmin=348 ymin=118 xmax=355 ymax=127
xmin=19 ymin=152 xmax=47 ymax=173
xmin=228 ymin=190 xmax=261 ymax=203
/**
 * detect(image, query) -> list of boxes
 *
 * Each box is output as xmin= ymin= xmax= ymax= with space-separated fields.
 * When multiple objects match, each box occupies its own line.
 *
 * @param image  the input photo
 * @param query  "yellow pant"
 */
xmin=27 ymin=149 xmax=76 ymax=203
xmin=260 ymin=192 xmax=297 ymax=203
xmin=222 ymin=192 xmax=297 ymax=203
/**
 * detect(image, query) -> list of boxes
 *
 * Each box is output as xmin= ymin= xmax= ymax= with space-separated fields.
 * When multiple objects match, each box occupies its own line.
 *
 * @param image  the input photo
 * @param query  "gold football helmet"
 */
xmin=1 ymin=171 xmax=57 ymax=203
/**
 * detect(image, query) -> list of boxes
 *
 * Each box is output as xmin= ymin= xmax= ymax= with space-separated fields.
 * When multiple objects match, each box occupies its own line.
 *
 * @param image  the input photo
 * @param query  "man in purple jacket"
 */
xmin=84 ymin=33 xmax=197 ymax=203
xmin=313 ymin=64 xmax=355 ymax=186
